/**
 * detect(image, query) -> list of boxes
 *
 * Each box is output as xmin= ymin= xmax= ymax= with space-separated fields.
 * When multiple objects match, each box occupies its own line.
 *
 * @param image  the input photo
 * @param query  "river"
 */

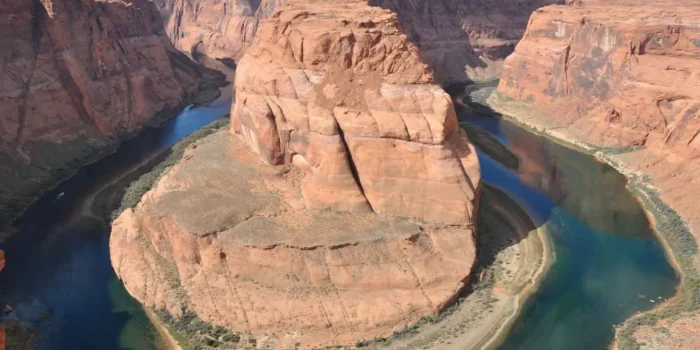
xmin=454 ymin=91 xmax=679 ymax=349
xmin=0 ymin=71 xmax=679 ymax=350
xmin=0 ymin=59 xmax=234 ymax=350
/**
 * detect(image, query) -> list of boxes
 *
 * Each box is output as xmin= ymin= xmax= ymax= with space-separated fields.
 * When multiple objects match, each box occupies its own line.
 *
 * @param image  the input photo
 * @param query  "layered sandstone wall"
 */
xmin=496 ymin=0 xmax=700 ymax=151
xmin=492 ymin=2 xmax=700 ymax=349
xmin=0 ymin=0 xmax=211 ymax=233
xmin=370 ymin=0 xmax=563 ymax=83
xmin=0 ymin=0 xmax=204 ymax=152
xmin=152 ymin=0 xmax=561 ymax=82
xmin=232 ymin=0 xmax=481 ymax=224
xmin=112 ymin=130 xmax=477 ymax=348
xmin=151 ymin=0 xmax=281 ymax=60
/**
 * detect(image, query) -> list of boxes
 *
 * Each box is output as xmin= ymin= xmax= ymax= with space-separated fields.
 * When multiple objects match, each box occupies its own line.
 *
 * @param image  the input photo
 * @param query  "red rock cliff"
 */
xmin=152 ymin=0 xmax=561 ymax=82
xmin=493 ymin=2 xmax=700 ymax=348
xmin=370 ymin=0 xmax=563 ymax=83
xmin=151 ymin=0 xmax=281 ymax=60
xmin=497 ymin=0 xmax=700 ymax=151
xmin=0 ymin=0 xmax=203 ymax=151
xmin=0 ymin=0 xmax=209 ymax=233
xmin=232 ymin=0 xmax=481 ymax=225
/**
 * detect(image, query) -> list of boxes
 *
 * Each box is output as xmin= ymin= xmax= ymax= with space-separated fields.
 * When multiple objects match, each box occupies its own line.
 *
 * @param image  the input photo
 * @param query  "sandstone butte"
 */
xmin=493 ymin=0 xmax=700 ymax=348
xmin=110 ymin=0 xmax=482 ymax=347
xmin=152 ymin=0 xmax=561 ymax=83
xmin=0 ymin=0 xmax=216 ymax=233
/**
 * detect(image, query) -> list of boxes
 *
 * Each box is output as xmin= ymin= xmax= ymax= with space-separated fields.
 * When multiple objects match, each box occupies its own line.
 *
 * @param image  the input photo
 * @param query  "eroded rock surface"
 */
xmin=497 ymin=0 xmax=700 ymax=151
xmin=151 ymin=0 xmax=281 ymax=60
xmin=232 ymin=0 xmax=481 ymax=225
xmin=0 ymin=0 xmax=204 ymax=152
xmin=0 ymin=0 xmax=213 ymax=233
xmin=111 ymin=131 xmax=477 ymax=348
xmin=152 ymin=0 xmax=561 ymax=82
xmin=370 ymin=0 xmax=563 ymax=83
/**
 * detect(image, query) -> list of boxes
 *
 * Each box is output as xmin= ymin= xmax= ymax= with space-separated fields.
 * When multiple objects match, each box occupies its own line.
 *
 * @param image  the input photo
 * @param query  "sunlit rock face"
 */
xmin=498 ymin=0 xmax=700 ymax=152
xmin=232 ymin=0 xmax=481 ymax=225
xmin=496 ymin=3 xmax=700 ymax=348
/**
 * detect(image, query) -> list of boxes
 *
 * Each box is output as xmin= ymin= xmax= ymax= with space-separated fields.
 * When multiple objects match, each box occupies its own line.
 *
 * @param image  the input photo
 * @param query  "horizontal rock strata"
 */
xmin=497 ymin=0 xmax=700 ymax=151
xmin=113 ymin=1 xmax=482 ymax=347
xmin=111 ymin=131 xmax=477 ymax=348
xmin=232 ymin=0 xmax=481 ymax=225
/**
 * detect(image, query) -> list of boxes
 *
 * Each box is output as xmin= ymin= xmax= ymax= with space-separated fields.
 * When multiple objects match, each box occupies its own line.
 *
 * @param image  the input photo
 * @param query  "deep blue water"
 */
xmin=461 ymin=114 xmax=679 ymax=350
xmin=0 ymin=60 xmax=234 ymax=350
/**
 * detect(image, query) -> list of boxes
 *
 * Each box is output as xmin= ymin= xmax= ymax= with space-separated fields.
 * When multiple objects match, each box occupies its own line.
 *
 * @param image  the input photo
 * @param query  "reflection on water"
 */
xmin=0 ymin=59 xmax=233 ymax=350
xmin=458 ymin=106 xmax=678 ymax=349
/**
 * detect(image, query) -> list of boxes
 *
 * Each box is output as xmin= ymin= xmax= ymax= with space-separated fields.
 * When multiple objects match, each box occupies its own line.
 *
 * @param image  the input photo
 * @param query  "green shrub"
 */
xmin=616 ymin=176 xmax=699 ymax=349
xmin=154 ymin=309 xmax=247 ymax=350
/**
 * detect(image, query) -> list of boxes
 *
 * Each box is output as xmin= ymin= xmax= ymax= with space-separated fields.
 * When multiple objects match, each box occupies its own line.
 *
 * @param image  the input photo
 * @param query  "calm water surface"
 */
xmin=0 ymin=60 xmax=234 ymax=350
xmin=0 ymin=74 xmax=678 ymax=350
xmin=458 ymin=107 xmax=679 ymax=349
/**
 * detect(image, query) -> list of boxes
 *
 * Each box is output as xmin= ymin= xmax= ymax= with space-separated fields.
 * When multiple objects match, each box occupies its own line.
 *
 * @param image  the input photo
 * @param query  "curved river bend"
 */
xmin=0 ymin=60 xmax=234 ymax=349
xmin=456 ymin=97 xmax=678 ymax=349
xmin=0 ymin=72 xmax=679 ymax=349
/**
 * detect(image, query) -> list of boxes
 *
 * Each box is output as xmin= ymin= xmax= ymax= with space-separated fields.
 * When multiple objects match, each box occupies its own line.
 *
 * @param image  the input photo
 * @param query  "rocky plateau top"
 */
xmin=111 ymin=0 xmax=482 ymax=348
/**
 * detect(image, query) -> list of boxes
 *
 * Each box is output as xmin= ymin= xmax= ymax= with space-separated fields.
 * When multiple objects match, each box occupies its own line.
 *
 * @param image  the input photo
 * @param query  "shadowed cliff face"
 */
xmin=151 ymin=0 xmax=562 ymax=83
xmin=0 ymin=0 xmax=207 ymax=235
xmin=367 ymin=0 xmax=564 ymax=83
xmin=151 ymin=0 xmax=282 ymax=60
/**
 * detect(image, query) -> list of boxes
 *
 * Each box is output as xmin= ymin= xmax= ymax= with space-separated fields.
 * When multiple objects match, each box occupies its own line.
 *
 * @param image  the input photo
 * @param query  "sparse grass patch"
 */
xmin=112 ymin=118 xmax=230 ymax=220
xmin=153 ymin=309 xmax=251 ymax=350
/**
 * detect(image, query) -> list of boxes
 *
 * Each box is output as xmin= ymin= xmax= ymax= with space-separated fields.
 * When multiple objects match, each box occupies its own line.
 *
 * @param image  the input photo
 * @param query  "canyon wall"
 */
xmin=493 ymin=1 xmax=700 ymax=349
xmin=150 ymin=0 xmax=281 ymax=60
xmin=0 ymin=0 xmax=212 ymax=233
xmin=496 ymin=0 xmax=700 ymax=151
xmin=152 ymin=0 xmax=561 ymax=82
xmin=112 ymin=0 xmax=481 ymax=348
xmin=369 ymin=0 xmax=563 ymax=83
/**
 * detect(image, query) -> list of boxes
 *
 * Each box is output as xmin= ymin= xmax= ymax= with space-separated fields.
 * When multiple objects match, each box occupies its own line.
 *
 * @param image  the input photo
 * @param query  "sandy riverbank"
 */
xmin=367 ymin=185 xmax=553 ymax=350
xmin=144 ymin=307 xmax=182 ymax=350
